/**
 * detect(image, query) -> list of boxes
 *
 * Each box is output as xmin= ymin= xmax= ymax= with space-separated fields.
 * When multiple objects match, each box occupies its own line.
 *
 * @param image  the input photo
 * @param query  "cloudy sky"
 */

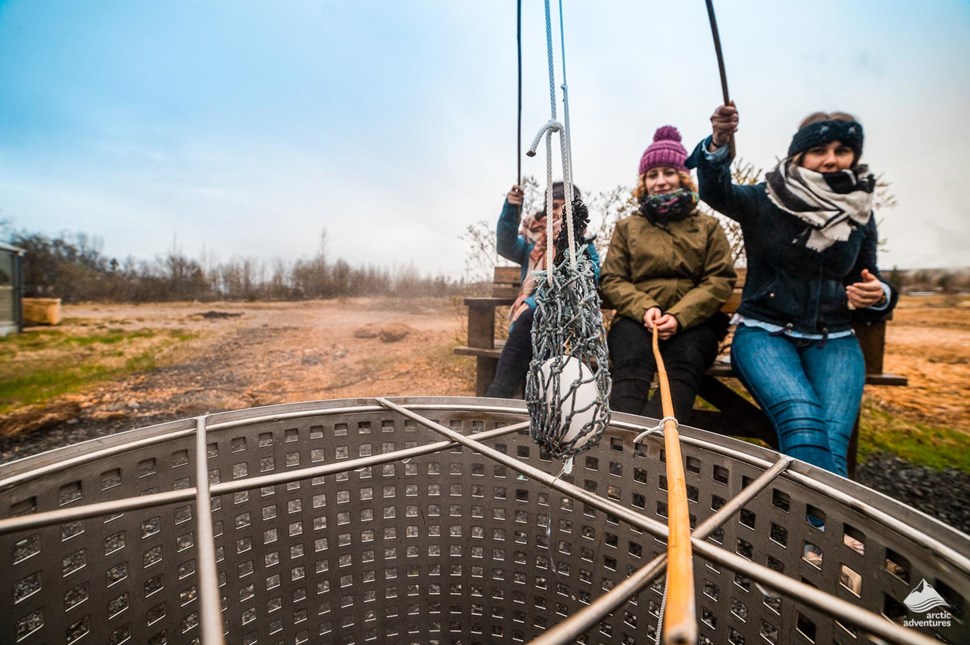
xmin=1 ymin=1 xmax=968 ymax=278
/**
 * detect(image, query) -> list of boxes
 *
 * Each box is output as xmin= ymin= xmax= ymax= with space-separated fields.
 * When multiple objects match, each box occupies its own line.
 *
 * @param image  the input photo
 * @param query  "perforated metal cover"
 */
xmin=0 ymin=397 xmax=967 ymax=644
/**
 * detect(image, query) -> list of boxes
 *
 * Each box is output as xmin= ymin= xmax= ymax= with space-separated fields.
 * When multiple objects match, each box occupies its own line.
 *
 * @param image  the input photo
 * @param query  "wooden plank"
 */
xmin=854 ymin=320 xmax=887 ymax=374
xmin=454 ymin=346 xmax=502 ymax=359
xmin=466 ymin=301 xmax=499 ymax=349
xmin=493 ymin=266 xmax=522 ymax=298
xmin=475 ymin=355 xmax=498 ymax=397
xmin=456 ymin=348 xmax=906 ymax=384
xmin=463 ymin=296 xmax=516 ymax=307
xmin=493 ymin=265 xmax=521 ymax=285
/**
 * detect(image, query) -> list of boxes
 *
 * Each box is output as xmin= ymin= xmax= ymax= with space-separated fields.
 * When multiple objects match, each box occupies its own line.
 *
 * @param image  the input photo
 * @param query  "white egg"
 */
xmin=539 ymin=356 xmax=601 ymax=451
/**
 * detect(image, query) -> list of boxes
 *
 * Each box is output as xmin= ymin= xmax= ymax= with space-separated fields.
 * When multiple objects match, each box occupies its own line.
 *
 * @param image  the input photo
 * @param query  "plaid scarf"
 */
xmin=765 ymin=161 xmax=875 ymax=252
xmin=638 ymin=189 xmax=698 ymax=228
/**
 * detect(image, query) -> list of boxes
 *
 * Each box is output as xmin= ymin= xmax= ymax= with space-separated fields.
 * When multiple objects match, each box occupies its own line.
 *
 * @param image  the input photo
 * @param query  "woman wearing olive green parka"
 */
xmin=601 ymin=126 xmax=736 ymax=422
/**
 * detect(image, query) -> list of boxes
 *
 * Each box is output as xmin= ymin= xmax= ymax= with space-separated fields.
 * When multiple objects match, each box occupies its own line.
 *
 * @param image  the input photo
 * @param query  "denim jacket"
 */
xmin=687 ymin=139 xmax=897 ymax=335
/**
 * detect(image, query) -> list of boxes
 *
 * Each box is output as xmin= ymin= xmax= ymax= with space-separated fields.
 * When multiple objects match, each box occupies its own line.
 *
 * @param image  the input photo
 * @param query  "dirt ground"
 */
xmin=868 ymin=296 xmax=970 ymax=433
xmin=2 ymin=294 xmax=968 ymax=455
xmin=1 ymin=298 xmax=474 ymax=443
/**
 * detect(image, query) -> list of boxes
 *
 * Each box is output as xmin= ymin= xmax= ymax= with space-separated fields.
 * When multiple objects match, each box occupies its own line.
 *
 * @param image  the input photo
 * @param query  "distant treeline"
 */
xmin=11 ymin=229 xmax=466 ymax=302
xmin=888 ymin=267 xmax=970 ymax=294
xmin=8 ymin=226 xmax=967 ymax=304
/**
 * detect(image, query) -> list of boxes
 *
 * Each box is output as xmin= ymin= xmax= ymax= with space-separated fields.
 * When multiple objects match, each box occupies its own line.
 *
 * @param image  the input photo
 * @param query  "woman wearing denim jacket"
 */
xmin=687 ymin=104 xmax=897 ymax=477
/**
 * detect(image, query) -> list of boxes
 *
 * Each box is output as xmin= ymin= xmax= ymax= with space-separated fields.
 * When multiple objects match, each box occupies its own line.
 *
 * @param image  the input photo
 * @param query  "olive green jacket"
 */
xmin=600 ymin=211 xmax=737 ymax=330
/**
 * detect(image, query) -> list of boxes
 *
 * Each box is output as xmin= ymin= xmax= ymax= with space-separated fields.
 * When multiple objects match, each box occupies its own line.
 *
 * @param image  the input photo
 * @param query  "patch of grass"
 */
xmin=0 ymin=364 xmax=115 ymax=407
xmin=705 ymin=378 xmax=968 ymax=473
xmin=0 ymin=328 xmax=197 ymax=414
xmin=68 ymin=328 xmax=156 ymax=346
xmin=858 ymin=399 xmax=970 ymax=473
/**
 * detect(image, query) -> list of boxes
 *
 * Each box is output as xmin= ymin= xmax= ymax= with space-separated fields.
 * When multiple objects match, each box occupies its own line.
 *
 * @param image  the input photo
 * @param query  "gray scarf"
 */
xmin=765 ymin=161 xmax=875 ymax=252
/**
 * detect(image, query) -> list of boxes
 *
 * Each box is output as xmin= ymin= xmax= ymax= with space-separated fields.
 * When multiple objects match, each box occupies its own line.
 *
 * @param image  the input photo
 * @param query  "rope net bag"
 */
xmin=526 ymin=199 xmax=611 ymax=460
xmin=522 ymin=0 xmax=611 ymax=462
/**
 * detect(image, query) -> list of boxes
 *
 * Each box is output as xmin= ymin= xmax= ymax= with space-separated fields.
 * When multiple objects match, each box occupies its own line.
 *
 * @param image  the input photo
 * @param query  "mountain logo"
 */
xmin=903 ymin=579 xmax=950 ymax=613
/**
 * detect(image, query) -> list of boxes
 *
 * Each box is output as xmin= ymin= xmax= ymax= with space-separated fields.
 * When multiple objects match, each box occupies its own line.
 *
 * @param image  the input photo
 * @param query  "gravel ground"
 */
xmin=855 ymin=452 xmax=970 ymax=535
xmin=2 ymin=419 xmax=968 ymax=537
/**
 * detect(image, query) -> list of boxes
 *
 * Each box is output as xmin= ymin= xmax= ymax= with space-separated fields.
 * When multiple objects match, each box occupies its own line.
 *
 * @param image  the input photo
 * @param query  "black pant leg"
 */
xmin=607 ymin=316 xmax=657 ymax=414
xmin=485 ymin=307 xmax=535 ymax=398
xmin=642 ymin=320 xmax=722 ymax=423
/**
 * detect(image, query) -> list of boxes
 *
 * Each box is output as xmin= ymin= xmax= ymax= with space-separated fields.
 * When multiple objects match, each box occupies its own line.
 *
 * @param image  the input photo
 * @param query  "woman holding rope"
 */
xmin=687 ymin=105 xmax=897 ymax=477
xmin=601 ymin=126 xmax=736 ymax=423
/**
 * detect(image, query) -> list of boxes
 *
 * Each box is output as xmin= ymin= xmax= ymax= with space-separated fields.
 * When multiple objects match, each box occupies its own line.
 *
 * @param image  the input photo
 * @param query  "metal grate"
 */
xmin=1 ymin=397 xmax=967 ymax=644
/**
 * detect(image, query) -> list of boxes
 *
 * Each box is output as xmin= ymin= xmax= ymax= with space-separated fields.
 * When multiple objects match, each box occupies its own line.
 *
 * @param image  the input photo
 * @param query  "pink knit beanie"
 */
xmin=638 ymin=125 xmax=688 ymax=175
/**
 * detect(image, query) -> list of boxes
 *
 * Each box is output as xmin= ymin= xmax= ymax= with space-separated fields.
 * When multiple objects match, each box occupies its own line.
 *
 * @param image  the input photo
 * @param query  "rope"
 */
xmin=551 ymin=0 xmax=577 ymax=267
xmin=557 ymin=0 xmax=574 ymax=176
xmin=655 ymin=579 xmax=669 ymax=645
xmin=650 ymin=326 xmax=697 ymax=644
xmin=526 ymin=0 xmax=578 ymax=277
xmin=523 ymin=0 xmax=610 ymax=462
xmin=633 ymin=416 xmax=678 ymax=444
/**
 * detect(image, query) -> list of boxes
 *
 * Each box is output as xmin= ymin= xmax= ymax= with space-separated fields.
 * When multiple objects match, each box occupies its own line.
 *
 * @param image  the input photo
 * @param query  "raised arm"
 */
xmin=495 ymin=185 xmax=530 ymax=265
xmin=686 ymin=104 xmax=763 ymax=223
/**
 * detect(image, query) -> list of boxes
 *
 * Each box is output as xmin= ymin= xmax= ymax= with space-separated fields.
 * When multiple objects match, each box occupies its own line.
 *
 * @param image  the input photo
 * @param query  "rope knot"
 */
xmin=633 ymin=416 xmax=678 ymax=444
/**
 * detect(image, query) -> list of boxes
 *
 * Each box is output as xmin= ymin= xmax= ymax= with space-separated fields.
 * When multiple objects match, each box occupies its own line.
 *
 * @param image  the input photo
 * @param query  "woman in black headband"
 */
xmin=686 ymin=105 xmax=897 ymax=478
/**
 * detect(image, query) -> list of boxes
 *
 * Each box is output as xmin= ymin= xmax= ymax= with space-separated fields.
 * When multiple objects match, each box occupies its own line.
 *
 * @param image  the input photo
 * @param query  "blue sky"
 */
xmin=1 ymin=1 xmax=968 ymax=278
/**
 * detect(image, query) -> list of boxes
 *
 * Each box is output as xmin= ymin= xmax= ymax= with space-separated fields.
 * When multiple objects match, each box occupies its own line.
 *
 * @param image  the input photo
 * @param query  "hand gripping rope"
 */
xmin=523 ymin=0 xmax=611 ymax=465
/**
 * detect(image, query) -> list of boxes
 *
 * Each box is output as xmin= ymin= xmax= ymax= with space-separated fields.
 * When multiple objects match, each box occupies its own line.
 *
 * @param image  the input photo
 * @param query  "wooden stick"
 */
xmin=516 ymin=0 xmax=523 ymax=187
xmin=652 ymin=327 xmax=697 ymax=644
xmin=704 ymin=0 xmax=736 ymax=158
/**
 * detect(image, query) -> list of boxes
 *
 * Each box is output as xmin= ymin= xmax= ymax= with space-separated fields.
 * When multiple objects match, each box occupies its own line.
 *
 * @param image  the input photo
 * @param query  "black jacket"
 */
xmin=687 ymin=140 xmax=897 ymax=334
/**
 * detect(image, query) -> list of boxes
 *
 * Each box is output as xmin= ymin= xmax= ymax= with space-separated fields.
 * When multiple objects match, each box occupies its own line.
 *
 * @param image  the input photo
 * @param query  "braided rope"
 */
xmin=523 ymin=0 xmax=610 ymax=461
xmin=543 ymin=0 xmax=557 ymax=121
xmin=633 ymin=416 xmax=678 ymax=444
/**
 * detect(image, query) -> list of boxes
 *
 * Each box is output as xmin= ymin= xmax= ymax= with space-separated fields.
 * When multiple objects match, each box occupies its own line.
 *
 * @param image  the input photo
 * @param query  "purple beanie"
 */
xmin=638 ymin=125 xmax=688 ymax=175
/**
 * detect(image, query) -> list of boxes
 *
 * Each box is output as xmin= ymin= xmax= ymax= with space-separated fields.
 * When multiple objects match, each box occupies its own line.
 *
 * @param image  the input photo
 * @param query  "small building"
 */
xmin=0 ymin=242 xmax=25 ymax=336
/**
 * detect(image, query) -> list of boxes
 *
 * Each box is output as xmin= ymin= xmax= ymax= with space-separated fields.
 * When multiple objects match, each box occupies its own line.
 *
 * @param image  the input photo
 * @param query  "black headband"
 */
xmin=787 ymin=120 xmax=864 ymax=160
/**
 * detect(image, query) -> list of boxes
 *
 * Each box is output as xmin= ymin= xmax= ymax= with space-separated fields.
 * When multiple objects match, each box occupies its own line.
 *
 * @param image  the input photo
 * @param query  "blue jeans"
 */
xmin=730 ymin=324 xmax=865 ymax=477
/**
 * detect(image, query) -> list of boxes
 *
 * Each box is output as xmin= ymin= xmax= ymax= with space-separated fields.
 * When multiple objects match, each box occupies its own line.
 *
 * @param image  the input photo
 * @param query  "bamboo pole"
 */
xmin=652 ymin=327 xmax=697 ymax=644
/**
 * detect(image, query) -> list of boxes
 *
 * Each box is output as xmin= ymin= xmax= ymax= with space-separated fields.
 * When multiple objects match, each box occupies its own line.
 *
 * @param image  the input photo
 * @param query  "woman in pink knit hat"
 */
xmin=600 ymin=126 xmax=737 ymax=422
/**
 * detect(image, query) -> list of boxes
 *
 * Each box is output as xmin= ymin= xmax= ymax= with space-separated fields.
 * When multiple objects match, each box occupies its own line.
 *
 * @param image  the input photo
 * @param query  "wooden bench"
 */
xmin=455 ymin=266 xmax=907 ymax=476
